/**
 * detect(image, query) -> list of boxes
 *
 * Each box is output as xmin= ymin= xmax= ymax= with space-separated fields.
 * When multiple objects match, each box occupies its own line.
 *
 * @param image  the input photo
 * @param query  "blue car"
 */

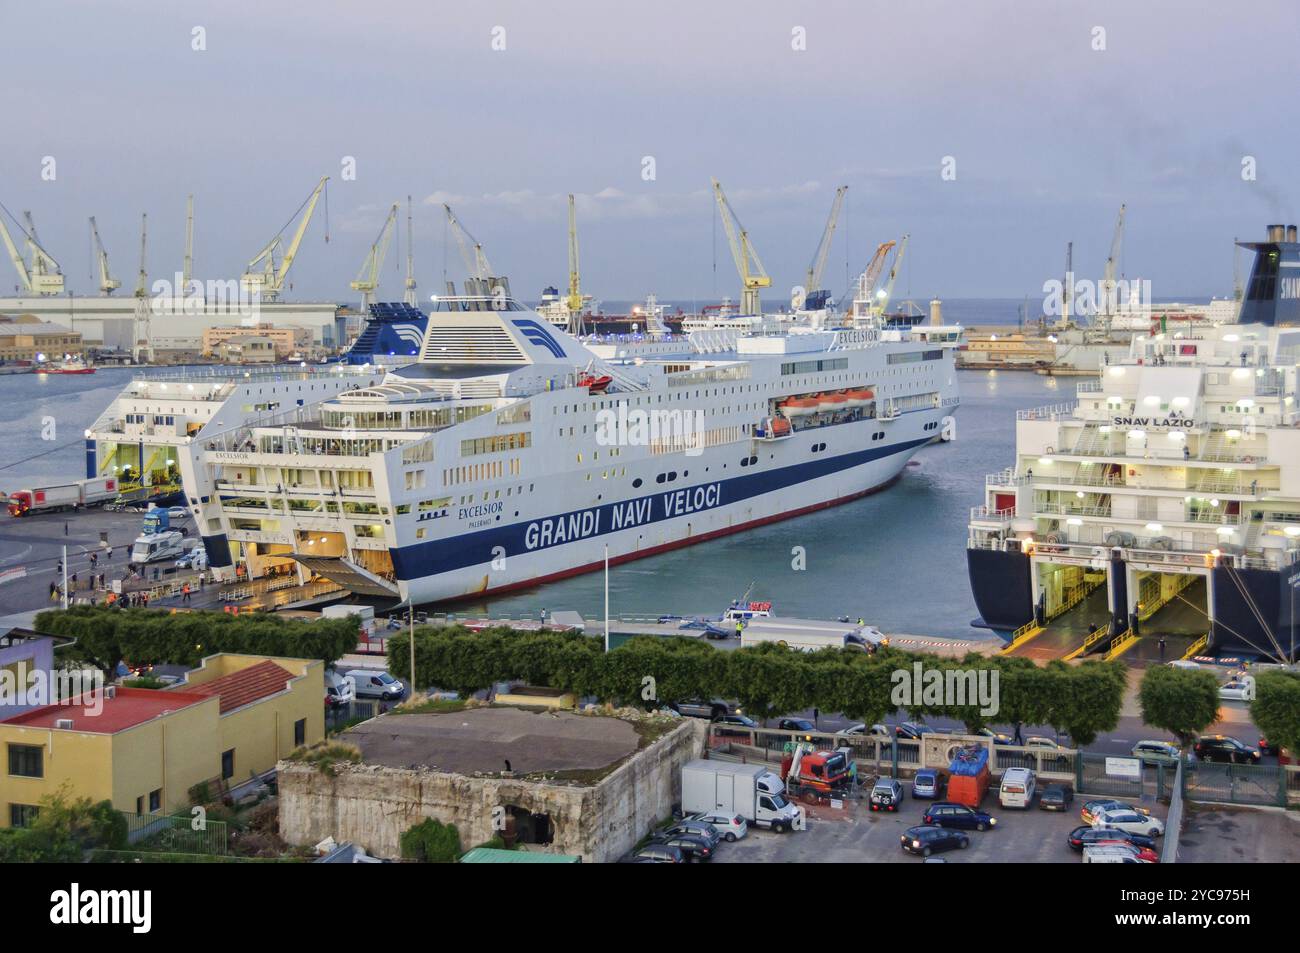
xmin=922 ymin=802 xmax=998 ymax=831
xmin=912 ymin=769 xmax=944 ymax=799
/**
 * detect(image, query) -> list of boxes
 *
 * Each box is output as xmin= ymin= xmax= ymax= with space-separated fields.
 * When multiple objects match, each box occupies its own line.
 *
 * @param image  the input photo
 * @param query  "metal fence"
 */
xmin=1183 ymin=760 xmax=1287 ymax=807
xmin=120 ymin=810 xmax=228 ymax=855
xmin=1162 ymin=760 xmax=1185 ymax=864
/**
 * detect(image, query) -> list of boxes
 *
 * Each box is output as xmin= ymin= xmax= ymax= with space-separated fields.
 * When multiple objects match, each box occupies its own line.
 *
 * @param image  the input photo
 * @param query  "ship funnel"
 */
xmin=1288 ymin=225 xmax=1298 ymax=243
xmin=1267 ymin=224 xmax=1286 ymax=241
xmin=1236 ymin=223 xmax=1300 ymax=326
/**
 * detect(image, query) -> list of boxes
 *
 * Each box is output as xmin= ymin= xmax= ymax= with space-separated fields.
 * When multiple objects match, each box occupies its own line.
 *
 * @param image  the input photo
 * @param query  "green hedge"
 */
xmin=34 ymin=605 xmax=360 ymax=671
xmin=388 ymin=626 xmax=1128 ymax=743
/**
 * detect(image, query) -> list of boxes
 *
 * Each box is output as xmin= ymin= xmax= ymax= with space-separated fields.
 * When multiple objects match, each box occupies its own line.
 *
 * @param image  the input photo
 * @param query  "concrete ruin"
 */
xmin=278 ymin=707 xmax=706 ymax=863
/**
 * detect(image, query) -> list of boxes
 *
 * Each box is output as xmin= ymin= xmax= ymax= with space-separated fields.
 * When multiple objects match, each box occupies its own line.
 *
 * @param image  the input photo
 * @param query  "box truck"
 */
xmin=681 ymin=760 xmax=802 ymax=832
xmin=6 ymin=477 xmax=117 ymax=516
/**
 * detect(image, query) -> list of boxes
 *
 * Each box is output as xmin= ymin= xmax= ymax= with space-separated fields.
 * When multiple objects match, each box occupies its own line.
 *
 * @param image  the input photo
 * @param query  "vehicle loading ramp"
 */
xmin=288 ymin=555 xmax=399 ymax=598
xmin=1007 ymin=584 xmax=1110 ymax=661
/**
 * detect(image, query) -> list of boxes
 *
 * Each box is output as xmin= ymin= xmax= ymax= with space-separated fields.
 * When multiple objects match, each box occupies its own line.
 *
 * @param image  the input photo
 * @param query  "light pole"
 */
xmin=408 ymin=602 xmax=416 ymax=701
xmin=604 ymin=544 xmax=610 ymax=653
xmin=61 ymin=544 xmax=68 ymax=610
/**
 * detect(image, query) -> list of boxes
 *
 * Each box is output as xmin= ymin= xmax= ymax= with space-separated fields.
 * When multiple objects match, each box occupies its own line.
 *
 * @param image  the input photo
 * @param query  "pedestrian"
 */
xmin=64 ymin=521 xmax=68 ymax=536
xmin=1013 ymin=722 xmax=1024 ymax=745
xmin=106 ymin=546 xmax=113 ymax=560
xmin=56 ymin=559 xmax=63 ymax=575
xmin=1158 ymin=636 xmax=1167 ymax=660
xmin=70 ymin=572 xmax=77 ymax=589
xmin=813 ymin=707 xmax=820 ymax=728
xmin=90 ymin=551 xmax=98 ymax=569
xmin=735 ymin=618 xmax=744 ymax=639
xmin=49 ymin=581 xmax=57 ymax=599
xmin=182 ymin=583 xmax=191 ymax=605
xmin=142 ymin=593 xmax=148 ymax=609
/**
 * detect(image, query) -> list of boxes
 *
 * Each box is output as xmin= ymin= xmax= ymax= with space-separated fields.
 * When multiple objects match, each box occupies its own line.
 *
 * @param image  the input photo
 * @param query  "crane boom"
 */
xmin=241 ymin=176 xmax=329 ymax=301
xmin=134 ymin=213 xmax=148 ymax=298
xmin=567 ymin=194 xmax=582 ymax=314
xmin=403 ymin=195 xmax=417 ymax=307
xmin=1100 ymin=203 xmax=1126 ymax=318
xmin=853 ymin=240 xmax=895 ymax=313
xmin=875 ymin=234 xmax=909 ymax=317
xmin=805 ymin=185 xmax=847 ymax=303
xmin=711 ymin=177 xmax=771 ymax=315
xmin=0 ymin=213 xmax=32 ymax=293
xmin=350 ymin=203 xmax=399 ymax=311
xmin=183 ymin=194 xmax=194 ymax=295
xmin=443 ymin=204 xmax=492 ymax=280
xmin=89 ymin=216 xmax=121 ymax=294
xmin=18 ymin=211 xmax=64 ymax=294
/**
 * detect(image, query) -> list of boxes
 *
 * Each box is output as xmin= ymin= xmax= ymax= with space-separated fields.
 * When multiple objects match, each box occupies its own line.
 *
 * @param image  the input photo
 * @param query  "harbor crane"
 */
xmin=241 ymin=176 xmax=329 ymax=301
xmin=403 ymin=195 xmax=417 ymax=307
xmin=1099 ymin=203 xmax=1126 ymax=330
xmin=443 ymin=203 xmax=508 ymax=307
xmin=0 ymin=204 xmax=64 ymax=295
xmin=875 ymin=234 xmax=909 ymax=317
xmin=350 ymin=202 xmax=399 ymax=313
xmin=133 ymin=213 xmax=149 ymax=299
xmin=803 ymin=185 xmax=847 ymax=309
xmin=88 ymin=217 xmax=121 ymax=294
xmin=852 ymin=239 xmax=895 ymax=316
xmin=182 ymin=194 xmax=195 ymax=298
xmin=711 ymin=178 xmax=771 ymax=316
xmin=567 ymin=193 xmax=583 ymax=315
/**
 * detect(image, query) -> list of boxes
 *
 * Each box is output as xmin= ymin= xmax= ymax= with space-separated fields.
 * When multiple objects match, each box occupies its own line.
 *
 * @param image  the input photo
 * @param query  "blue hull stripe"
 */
xmin=390 ymin=435 xmax=930 ymax=580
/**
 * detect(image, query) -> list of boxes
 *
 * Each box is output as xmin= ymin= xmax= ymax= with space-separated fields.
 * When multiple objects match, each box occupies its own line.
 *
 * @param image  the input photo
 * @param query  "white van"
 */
xmin=998 ymin=767 xmax=1036 ymax=809
xmin=345 ymin=669 xmax=405 ymax=701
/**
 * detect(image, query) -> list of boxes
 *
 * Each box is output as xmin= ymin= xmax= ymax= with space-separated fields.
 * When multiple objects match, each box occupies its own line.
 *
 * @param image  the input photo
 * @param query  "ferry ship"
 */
xmin=968 ymin=224 xmax=1300 ymax=662
xmin=109 ymin=292 xmax=957 ymax=605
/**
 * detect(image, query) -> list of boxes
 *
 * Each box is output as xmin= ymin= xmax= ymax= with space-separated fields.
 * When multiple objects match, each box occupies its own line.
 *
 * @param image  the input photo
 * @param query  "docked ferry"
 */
xmin=968 ymin=224 xmax=1300 ymax=662
xmin=99 ymin=293 xmax=957 ymax=605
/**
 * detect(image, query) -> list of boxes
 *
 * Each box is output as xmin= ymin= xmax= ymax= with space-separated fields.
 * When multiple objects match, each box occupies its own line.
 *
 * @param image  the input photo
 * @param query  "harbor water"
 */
xmin=0 ymin=357 xmax=1069 ymax=640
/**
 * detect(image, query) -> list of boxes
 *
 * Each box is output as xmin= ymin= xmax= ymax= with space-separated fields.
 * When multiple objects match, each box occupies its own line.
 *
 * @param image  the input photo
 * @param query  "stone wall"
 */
xmin=279 ymin=715 xmax=706 ymax=863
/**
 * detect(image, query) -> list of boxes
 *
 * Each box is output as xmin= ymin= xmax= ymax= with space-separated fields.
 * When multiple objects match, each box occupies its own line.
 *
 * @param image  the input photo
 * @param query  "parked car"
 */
xmin=688 ymin=812 xmax=747 ymax=842
xmin=922 ymin=802 xmax=998 ymax=831
xmin=1080 ymin=799 xmax=1151 ymax=825
xmin=912 ymin=769 xmax=944 ymax=800
xmin=1067 ymin=825 xmax=1157 ymax=853
xmin=1038 ymin=784 xmax=1074 ymax=812
xmin=344 ymin=669 xmax=405 ymax=701
xmin=661 ymin=820 xmax=720 ymax=848
xmin=841 ymin=722 xmax=891 ymax=739
xmin=648 ymin=832 xmax=714 ymax=861
xmin=870 ymin=778 xmax=904 ymax=812
xmin=1091 ymin=807 xmax=1165 ymax=838
xmin=630 ymin=843 xmax=685 ymax=864
xmin=670 ymin=699 xmax=735 ymax=720
xmin=901 ymin=825 xmax=969 ymax=857
xmin=896 ymin=722 xmax=932 ymax=740
xmin=998 ymin=767 xmax=1036 ymax=809
xmin=1083 ymin=844 xmax=1154 ymax=864
xmin=166 ymin=506 xmax=189 ymax=521
xmin=1193 ymin=735 xmax=1261 ymax=764
xmin=1024 ymin=736 xmax=1063 ymax=751
xmin=323 ymin=670 xmax=355 ymax=709
xmin=1131 ymin=740 xmax=1180 ymax=763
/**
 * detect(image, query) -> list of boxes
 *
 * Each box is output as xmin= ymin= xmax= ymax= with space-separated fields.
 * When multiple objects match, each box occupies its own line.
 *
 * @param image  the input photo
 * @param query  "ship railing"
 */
xmin=969 ymin=505 xmax=1016 ymax=523
xmin=1034 ymin=502 xmax=1112 ymax=518
xmin=1183 ymin=510 xmax=1243 ymax=525
xmin=985 ymin=468 xmax=1029 ymax=488
xmin=1075 ymin=379 xmax=1104 ymax=394
xmin=1015 ymin=401 xmax=1078 ymax=421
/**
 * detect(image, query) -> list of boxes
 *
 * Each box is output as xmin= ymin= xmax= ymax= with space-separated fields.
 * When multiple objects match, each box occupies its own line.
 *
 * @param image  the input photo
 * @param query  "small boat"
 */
xmin=819 ymin=393 xmax=850 ymax=412
xmin=576 ymin=372 xmax=612 ymax=393
xmin=779 ymin=397 xmax=820 ymax=418
xmin=39 ymin=356 xmax=96 ymax=375
xmin=844 ymin=388 xmax=875 ymax=407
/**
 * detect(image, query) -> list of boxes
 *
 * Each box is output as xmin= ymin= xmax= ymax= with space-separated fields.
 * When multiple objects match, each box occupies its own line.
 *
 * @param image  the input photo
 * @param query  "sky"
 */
xmin=1 ymin=0 xmax=1298 ymax=305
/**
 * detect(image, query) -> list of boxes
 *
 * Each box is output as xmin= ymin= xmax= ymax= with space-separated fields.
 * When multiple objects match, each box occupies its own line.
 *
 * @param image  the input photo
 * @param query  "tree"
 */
xmin=1251 ymin=669 xmax=1300 ymax=757
xmin=400 ymin=818 xmax=462 ymax=863
xmin=1138 ymin=665 xmax=1220 ymax=750
xmin=0 ymin=788 xmax=126 ymax=862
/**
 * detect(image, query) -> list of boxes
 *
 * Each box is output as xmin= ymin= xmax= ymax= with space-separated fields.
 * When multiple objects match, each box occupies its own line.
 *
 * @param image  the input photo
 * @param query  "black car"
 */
xmin=1193 ymin=735 xmax=1261 ymax=764
xmin=1067 ymin=825 xmax=1157 ymax=852
xmin=713 ymin=713 xmax=759 ymax=738
xmin=977 ymin=728 xmax=1016 ymax=747
xmin=649 ymin=832 xmax=714 ymax=862
xmin=778 ymin=718 xmax=816 ymax=734
xmin=922 ymin=802 xmax=998 ymax=831
xmin=1038 ymin=784 xmax=1074 ymax=811
xmin=901 ymin=825 xmax=969 ymax=857
xmin=896 ymin=722 xmax=932 ymax=740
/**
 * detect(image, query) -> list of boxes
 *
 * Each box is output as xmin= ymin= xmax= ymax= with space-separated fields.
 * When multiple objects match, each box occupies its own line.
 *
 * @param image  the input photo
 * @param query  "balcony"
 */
xmin=970 ymin=505 xmax=1015 ymax=526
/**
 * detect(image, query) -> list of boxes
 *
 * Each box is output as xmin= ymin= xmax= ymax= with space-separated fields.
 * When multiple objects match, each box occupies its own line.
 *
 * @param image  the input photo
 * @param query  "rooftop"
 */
xmin=1 ymin=687 xmax=210 ymax=734
xmin=183 ymin=659 xmax=293 ymax=714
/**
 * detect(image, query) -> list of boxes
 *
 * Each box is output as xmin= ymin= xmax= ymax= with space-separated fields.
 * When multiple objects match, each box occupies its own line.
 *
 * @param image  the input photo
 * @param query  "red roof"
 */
xmin=184 ymin=660 xmax=292 ymax=714
xmin=2 ymin=688 xmax=210 ymax=734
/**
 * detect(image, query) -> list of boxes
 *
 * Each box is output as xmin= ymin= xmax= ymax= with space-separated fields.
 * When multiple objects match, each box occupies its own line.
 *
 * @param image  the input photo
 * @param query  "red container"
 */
xmin=945 ymin=766 xmax=990 ymax=807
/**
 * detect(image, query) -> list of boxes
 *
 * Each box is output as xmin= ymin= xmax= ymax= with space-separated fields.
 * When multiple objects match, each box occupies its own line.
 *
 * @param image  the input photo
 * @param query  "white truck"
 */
xmin=130 ymin=530 xmax=188 ymax=564
xmin=6 ymin=477 xmax=118 ymax=517
xmin=681 ymin=760 xmax=802 ymax=832
xmin=738 ymin=616 xmax=887 ymax=653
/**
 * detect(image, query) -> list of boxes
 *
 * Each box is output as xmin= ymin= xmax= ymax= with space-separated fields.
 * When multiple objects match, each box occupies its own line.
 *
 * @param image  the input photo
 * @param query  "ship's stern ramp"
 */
xmin=288 ymin=555 xmax=399 ymax=598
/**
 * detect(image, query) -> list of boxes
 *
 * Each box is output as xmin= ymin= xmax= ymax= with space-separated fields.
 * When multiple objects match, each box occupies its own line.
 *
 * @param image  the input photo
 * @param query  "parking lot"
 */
xmin=709 ymin=790 xmax=1170 ymax=864
xmin=1177 ymin=804 xmax=1300 ymax=864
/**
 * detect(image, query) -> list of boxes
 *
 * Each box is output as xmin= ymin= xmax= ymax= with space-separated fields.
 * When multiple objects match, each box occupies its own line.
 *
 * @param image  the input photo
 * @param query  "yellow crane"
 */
xmin=711 ymin=178 xmax=771 ymax=315
xmin=566 ymin=194 xmax=583 ymax=314
xmin=0 ymin=207 xmax=64 ymax=295
xmin=0 ymin=210 xmax=32 ymax=294
xmin=804 ymin=185 xmax=847 ymax=308
xmin=241 ymin=176 xmax=329 ymax=301
xmin=853 ymin=240 xmax=895 ymax=314
xmin=350 ymin=202 xmax=399 ymax=313
xmin=182 ymin=194 xmax=195 ymax=297
xmin=133 ymin=213 xmax=149 ymax=298
xmin=874 ymin=234 xmax=909 ymax=317
xmin=88 ymin=216 xmax=121 ymax=294
xmin=1100 ymin=203 xmax=1126 ymax=326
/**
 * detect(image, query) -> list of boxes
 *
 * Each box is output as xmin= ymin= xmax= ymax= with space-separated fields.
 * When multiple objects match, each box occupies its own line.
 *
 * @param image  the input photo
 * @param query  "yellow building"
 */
xmin=0 ymin=654 xmax=322 ymax=828
xmin=0 ymin=315 xmax=84 ymax=362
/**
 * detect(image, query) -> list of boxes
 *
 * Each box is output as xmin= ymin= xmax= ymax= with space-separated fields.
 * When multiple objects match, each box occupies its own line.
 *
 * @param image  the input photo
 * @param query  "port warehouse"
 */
xmin=0 ymin=654 xmax=323 ymax=828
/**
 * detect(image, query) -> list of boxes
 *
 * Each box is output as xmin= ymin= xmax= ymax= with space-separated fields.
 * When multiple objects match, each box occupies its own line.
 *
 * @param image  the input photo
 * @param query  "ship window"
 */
xmin=633 ymin=478 xmax=643 ymax=488
xmin=656 ymin=473 xmax=667 ymax=484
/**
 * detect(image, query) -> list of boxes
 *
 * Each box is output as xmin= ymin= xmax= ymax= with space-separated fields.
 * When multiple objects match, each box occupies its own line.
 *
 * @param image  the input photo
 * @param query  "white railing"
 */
xmin=970 ymin=505 xmax=1016 ymax=522
xmin=1016 ymin=401 xmax=1077 ymax=421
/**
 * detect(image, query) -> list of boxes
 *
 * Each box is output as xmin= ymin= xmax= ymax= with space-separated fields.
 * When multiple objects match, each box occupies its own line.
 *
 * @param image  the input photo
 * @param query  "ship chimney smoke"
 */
xmin=1267 ymin=223 xmax=1286 ymax=242
xmin=1288 ymin=225 xmax=1298 ymax=243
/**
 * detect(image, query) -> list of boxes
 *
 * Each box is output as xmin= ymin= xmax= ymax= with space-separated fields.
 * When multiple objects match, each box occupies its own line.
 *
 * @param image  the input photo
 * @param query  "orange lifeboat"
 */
xmin=779 ymin=397 xmax=820 ymax=418
xmin=770 ymin=416 xmax=791 ymax=435
xmin=820 ymin=393 xmax=850 ymax=413
xmin=844 ymin=388 xmax=874 ymax=407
